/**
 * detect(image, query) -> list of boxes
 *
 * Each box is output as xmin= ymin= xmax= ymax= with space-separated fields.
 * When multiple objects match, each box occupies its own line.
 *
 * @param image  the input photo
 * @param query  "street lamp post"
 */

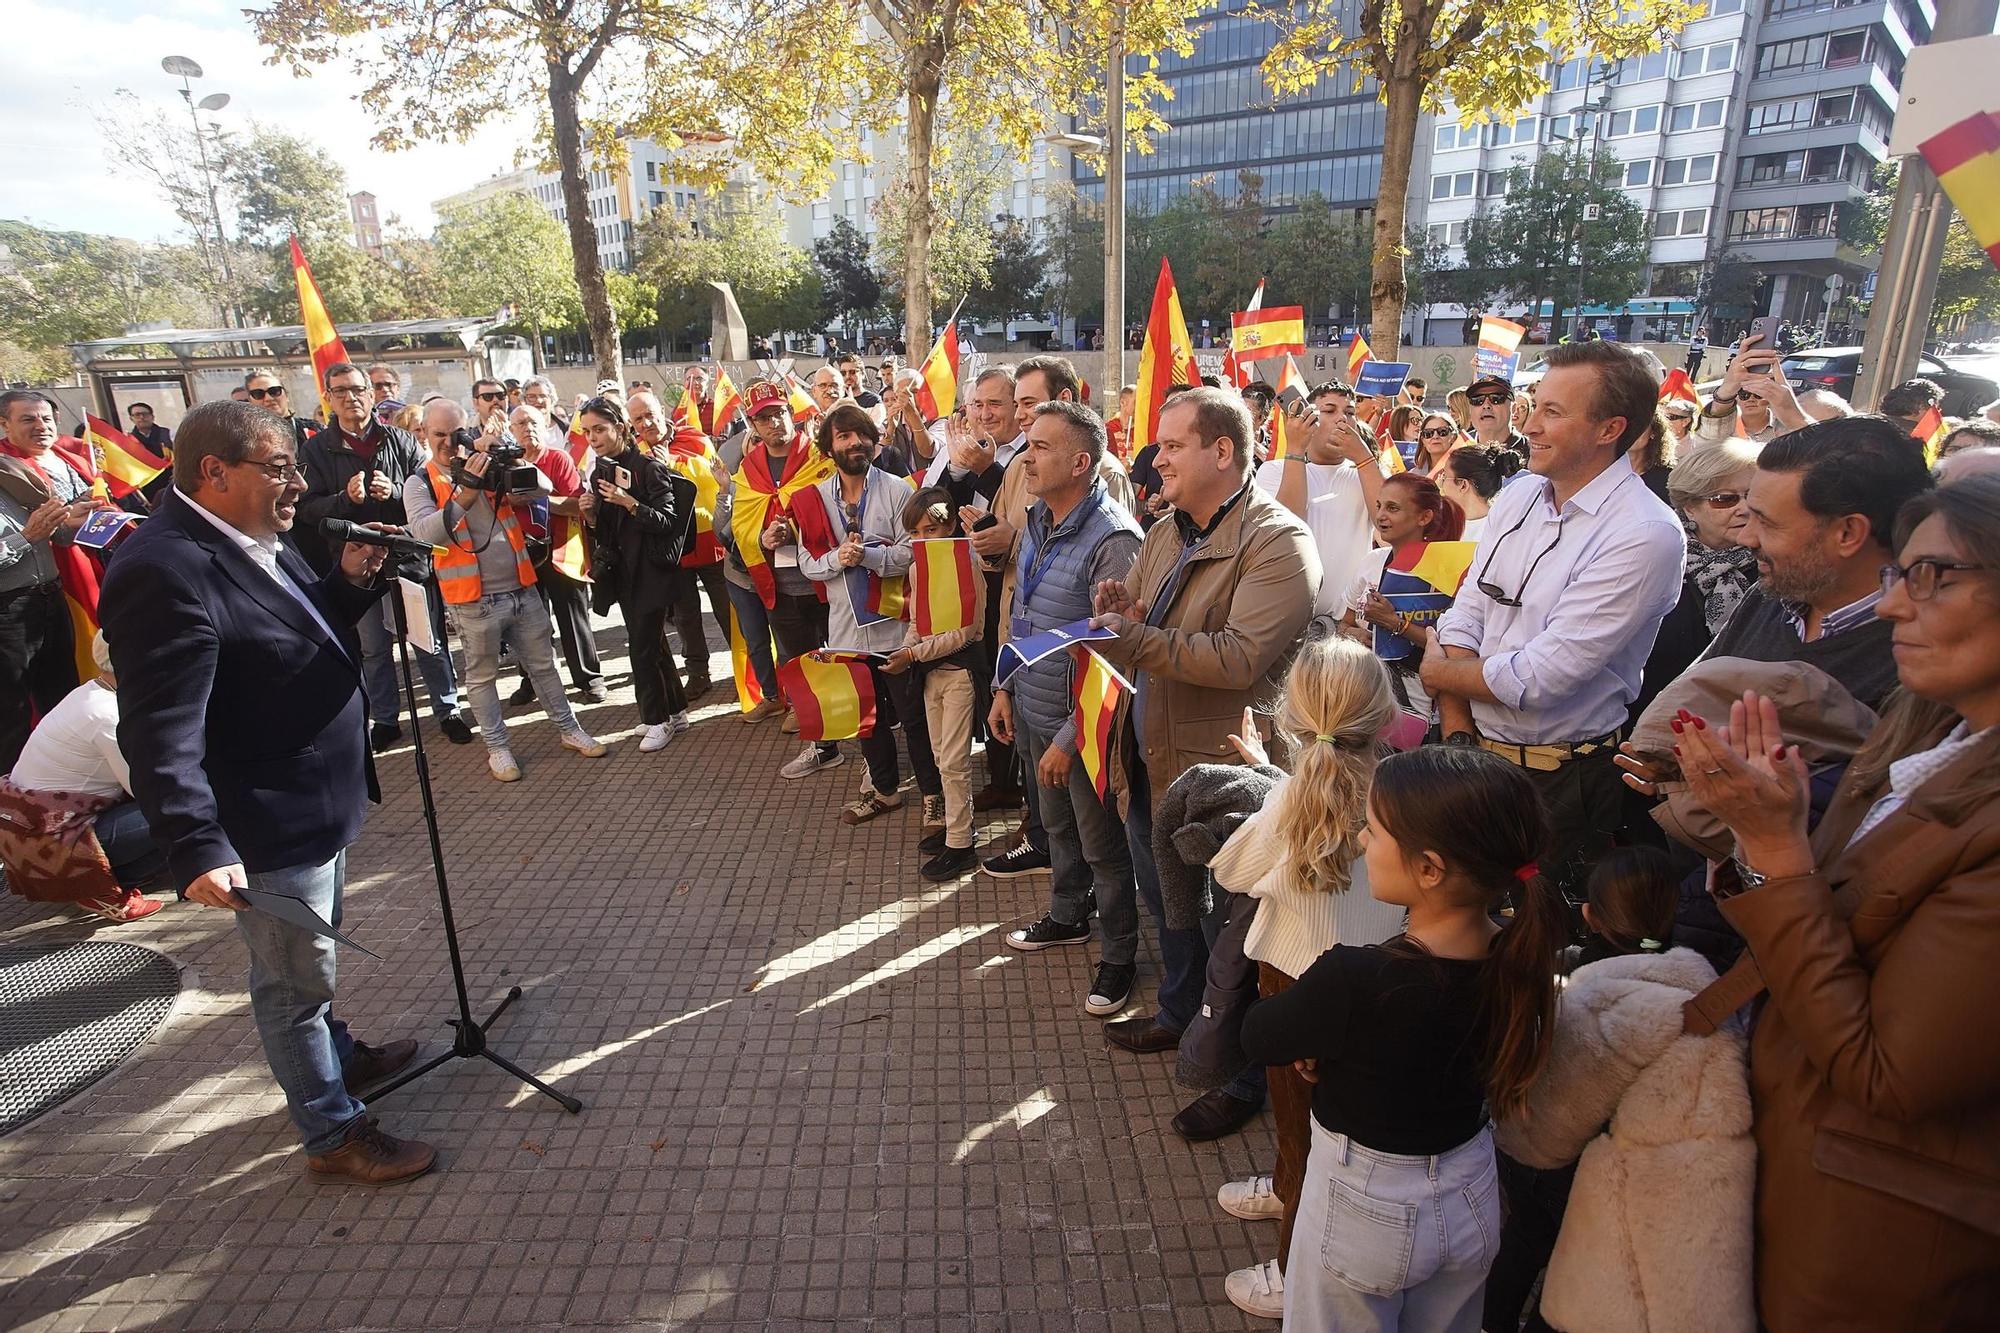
xmin=1043 ymin=6 xmax=1127 ymax=402
xmin=162 ymin=55 xmax=239 ymax=328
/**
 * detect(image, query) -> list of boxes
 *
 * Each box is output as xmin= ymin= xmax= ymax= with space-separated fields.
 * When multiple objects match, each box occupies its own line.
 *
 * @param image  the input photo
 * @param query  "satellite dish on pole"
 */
xmin=197 ymin=93 xmax=230 ymax=111
xmin=161 ymin=55 xmax=203 ymax=79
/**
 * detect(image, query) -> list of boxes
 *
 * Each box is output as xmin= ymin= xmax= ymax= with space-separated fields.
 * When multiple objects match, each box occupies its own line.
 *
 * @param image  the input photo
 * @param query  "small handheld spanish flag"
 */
xmin=910 ymin=537 xmax=978 ymax=637
xmin=83 ymin=415 xmax=168 ymax=498
xmin=709 ymin=366 xmax=742 ymax=436
xmin=1912 ymin=404 xmax=1948 ymax=465
xmin=915 ymin=320 xmax=962 ymax=420
xmin=1346 ymin=331 xmax=1373 ymax=382
xmin=1071 ymin=647 xmax=1131 ymax=802
xmin=776 ymin=652 xmax=877 ymax=741
xmin=1658 ymin=367 xmax=1701 ymax=407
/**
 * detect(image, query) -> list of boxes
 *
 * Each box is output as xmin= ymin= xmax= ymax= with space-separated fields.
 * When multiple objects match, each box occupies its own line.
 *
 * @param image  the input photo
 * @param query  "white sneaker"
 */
xmin=1218 ymin=1174 xmax=1282 ymax=1221
xmin=669 ymin=711 xmax=691 ymax=737
xmin=779 ymin=745 xmax=845 ymax=780
xmin=487 ymin=750 xmax=522 ymax=783
xmin=639 ymin=722 xmax=674 ymax=753
xmin=1223 ymin=1259 xmax=1283 ymax=1320
xmin=560 ymin=731 xmax=607 ymax=758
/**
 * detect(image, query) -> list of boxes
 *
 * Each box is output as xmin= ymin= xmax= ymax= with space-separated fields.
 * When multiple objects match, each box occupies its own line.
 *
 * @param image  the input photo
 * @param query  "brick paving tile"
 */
xmin=1 ymin=628 xmax=1280 ymax=1330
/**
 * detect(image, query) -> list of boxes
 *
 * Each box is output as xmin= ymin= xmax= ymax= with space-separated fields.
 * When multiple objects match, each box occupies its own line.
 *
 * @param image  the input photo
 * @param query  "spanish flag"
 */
xmin=1920 ymin=110 xmax=2000 ymax=267
xmin=729 ymin=607 xmax=767 ymax=713
xmin=1372 ymin=539 xmax=1476 ymax=661
xmin=83 ymin=415 xmax=167 ymax=498
xmin=1231 ymin=304 xmax=1306 ymax=364
xmin=777 ymin=652 xmax=877 ymax=741
xmin=565 ymin=415 xmax=590 ymax=467
xmin=911 ymin=537 xmax=978 ymax=636
xmin=915 ymin=321 xmax=961 ymax=420
xmin=289 ymin=237 xmax=349 ymax=420
xmin=709 ymin=367 xmax=742 ymax=437
xmin=729 ymin=438 xmax=836 ymax=608
xmin=1266 ymin=355 xmax=1306 ymax=462
xmin=2 ymin=436 xmax=106 ymax=683
xmin=1071 ymin=647 xmax=1131 ymax=801
xmin=1658 ymin=367 xmax=1701 ymax=407
xmin=785 ymin=371 xmax=817 ymax=423
xmin=1346 ymin=331 xmax=1373 ymax=382
xmin=1475 ymin=315 xmax=1527 ymax=382
xmin=1912 ymin=404 xmax=1948 ymax=465
xmin=666 ymin=432 xmax=725 ymax=565
xmin=1131 ymin=257 xmax=1199 ymax=456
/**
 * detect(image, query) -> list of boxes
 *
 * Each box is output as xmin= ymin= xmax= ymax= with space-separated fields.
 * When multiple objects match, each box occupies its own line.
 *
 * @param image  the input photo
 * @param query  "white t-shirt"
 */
xmin=9 ymin=680 xmax=130 ymax=800
xmin=1255 ymin=458 xmax=1369 ymax=617
xmin=1461 ymin=514 xmax=1488 ymax=543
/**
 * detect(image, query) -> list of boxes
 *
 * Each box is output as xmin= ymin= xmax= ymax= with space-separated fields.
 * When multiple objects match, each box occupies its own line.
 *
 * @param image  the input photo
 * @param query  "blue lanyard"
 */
xmin=1017 ymin=488 xmax=1105 ymax=613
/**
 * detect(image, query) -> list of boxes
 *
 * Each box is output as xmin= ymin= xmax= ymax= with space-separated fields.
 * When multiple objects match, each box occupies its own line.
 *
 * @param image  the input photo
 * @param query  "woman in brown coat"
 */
xmin=1675 ymin=474 xmax=2000 ymax=1330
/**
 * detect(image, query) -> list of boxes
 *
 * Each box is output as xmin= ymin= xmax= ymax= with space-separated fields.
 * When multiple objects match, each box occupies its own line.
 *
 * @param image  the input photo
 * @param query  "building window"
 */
xmin=1824 ymin=30 xmax=1868 ymax=68
xmin=1430 ymin=171 xmax=1476 ymax=200
xmin=1660 ymin=153 xmax=1718 ymax=186
xmin=1676 ymin=42 xmax=1736 ymax=78
xmin=1656 ymin=208 xmax=1710 ymax=238
xmin=1610 ymin=51 xmax=1670 ymax=83
xmin=1668 ymin=99 xmax=1727 ymax=133
xmin=1624 ymin=159 xmax=1654 ymax=187
xmin=1481 ymin=170 xmax=1512 ymax=197
xmin=1433 ymin=121 xmax=1481 ymax=152
xmin=1725 ymin=203 xmax=1836 ymax=241
xmin=1427 ymin=221 xmax=1469 ymax=246
xmin=645 ymin=161 xmax=656 ymax=181
xmin=1604 ymin=106 xmax=1662 ymax=138
xmin=1486 ymin=116 xmax=1538 ymax=148
xmin=1707 ymin=0 xmax=1745 ymax=13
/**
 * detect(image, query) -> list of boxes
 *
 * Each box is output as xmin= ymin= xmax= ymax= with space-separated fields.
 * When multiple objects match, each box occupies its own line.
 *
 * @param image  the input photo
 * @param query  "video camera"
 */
xmin=450 ymin=427 xmax=540 ymax=496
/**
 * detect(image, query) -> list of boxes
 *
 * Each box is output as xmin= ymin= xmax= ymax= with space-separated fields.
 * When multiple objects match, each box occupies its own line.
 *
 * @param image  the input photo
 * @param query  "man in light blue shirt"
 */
xmin=1425 ymin=342 xmax=1685 ymax=899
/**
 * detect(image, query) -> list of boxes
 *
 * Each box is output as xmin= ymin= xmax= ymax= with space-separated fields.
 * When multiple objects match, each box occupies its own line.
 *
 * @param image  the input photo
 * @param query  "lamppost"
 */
xmin=1043 ymin=7 xmax=1127 ymax=401
xmin=161 ymin=55 xmax=239 ymax=328
xmin=1567 ymin=75 xmax=1614 ymax=341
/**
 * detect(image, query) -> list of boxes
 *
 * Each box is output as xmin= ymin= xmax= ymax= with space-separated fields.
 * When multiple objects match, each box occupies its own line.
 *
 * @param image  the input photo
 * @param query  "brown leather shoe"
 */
xmin=343 ymin=1037 xmax=418 ymax=1091
xmin=307 ymin=1117 xmax=437 ymax=1185
xmin=1104 ymin=1016 xmax=1181 ymax=1054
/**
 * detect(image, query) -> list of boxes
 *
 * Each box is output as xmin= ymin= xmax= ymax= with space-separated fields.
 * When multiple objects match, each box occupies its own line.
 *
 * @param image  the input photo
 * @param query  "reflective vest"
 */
xmin=426 ymin=461 xmax=536 ymax=604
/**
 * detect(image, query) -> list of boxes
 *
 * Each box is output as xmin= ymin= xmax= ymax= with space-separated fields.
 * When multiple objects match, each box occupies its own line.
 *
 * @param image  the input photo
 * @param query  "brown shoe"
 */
xmin=307 ymin=1117 xmax=437 ymax=1186
xmin=343 ymin=1037 xmax=418 ymax=1091
xmin=1105 ymin=1016 xmax=1182 ymax=1055
xmin=741 ymin=698 xmax=785 ymax=724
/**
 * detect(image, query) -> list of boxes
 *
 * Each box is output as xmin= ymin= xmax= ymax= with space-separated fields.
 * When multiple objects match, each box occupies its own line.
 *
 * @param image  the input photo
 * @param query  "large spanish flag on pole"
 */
xmin=289 ymin=237 xmax=349 ymax=420
xmin=776 ymin=652 xmax=877 ymax=741
xmin=1131 ymin=257 xmax=1199 ymax=457
xmin=1071 ymin=647 xmax=1131 ymax=802
xmin=1231 ymin=305 xmax=1306 ymax=364
xmin=1920 ymin=110 xmax=2000 ymax=267
xmin=83 ymin=415 xmax=168 ymax=498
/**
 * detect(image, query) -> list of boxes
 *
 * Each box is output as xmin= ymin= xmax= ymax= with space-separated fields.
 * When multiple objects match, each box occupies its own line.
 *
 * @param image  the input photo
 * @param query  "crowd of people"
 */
xmin=2 ymin=329 xmax=1997 ymax=1330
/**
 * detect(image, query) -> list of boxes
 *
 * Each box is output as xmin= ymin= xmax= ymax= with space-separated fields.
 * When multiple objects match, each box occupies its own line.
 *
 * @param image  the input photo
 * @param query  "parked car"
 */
xmin=1782 ymin=347 xmax=2000 ymax=416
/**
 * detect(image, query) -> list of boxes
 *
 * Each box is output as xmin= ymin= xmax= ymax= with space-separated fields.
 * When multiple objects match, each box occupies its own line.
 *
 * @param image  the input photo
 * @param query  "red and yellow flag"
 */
xmin=915 ymin=322 xmax=962 ymax=420
xmin=1912 ymin=404 xmax=1948 ymax=464
xmin=1658 ymin=367 xmax=1701 ymax=407
xmin=1920 ymin=110 xmax=2000 ymax=267
xmin=666 ymin=433 xmax=725 ymax=565
xmin=729 ymin=437 xmax=837 ymax=608
xmin=730 ymin=605 xmax=767 ymax=713
xmin=785 ymin=371 xmax=817 ymax=424
xmin=1071 ymin=647 xmax=1131 ymax=801
xmin=709 ymin=366 xmax=742 ymax=437
xmin=777 ymin=652 xmax=877 ymax=741
xmin=83 ymin=415 xmax=167 ymax=498
xmin=911 ymin=537 xmax=978 ymax=637
xmin=1231 ymin=305 xmax=1306 ymax=364
xmin=565 ymin=416 xmax=591 ymax=467
xmin=1131 ymin=257 xmax=1199 ymax=457
xmin=1346 ymin=331 xmax=1373 ymax=382
xmin=289 ymin=237 xmax=349 ymax=420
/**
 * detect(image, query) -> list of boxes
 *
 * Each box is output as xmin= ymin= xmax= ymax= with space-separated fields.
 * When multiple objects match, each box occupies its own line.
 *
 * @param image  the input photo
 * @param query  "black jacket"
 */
xmin=98 ymin=492 xmax=386 ymax=887
xmin=296 ymin=421 xmax=429 ymax=575
xmin=585 ymin=445 xmax=694 ymax=618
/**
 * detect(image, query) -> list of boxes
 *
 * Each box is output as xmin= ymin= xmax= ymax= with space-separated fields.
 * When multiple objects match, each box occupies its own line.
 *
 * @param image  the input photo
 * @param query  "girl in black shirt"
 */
xmin=1241 ymin=747 xmax=1565 ymax=1330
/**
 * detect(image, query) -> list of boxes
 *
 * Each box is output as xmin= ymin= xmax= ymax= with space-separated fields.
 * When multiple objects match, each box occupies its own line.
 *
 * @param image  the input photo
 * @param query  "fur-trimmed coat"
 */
xmin=1495 ymin=948 xmax=1755 ymax=1333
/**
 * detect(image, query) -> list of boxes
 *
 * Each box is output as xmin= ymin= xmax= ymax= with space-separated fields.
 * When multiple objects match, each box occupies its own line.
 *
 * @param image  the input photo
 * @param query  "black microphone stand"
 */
xmin=364 ymin=573 xmax=581 ymax=1115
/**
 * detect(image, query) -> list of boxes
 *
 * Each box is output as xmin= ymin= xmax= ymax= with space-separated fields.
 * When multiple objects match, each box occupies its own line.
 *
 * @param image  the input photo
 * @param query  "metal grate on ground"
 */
xmin=0 ymin=940 xmax=181 ymax=1137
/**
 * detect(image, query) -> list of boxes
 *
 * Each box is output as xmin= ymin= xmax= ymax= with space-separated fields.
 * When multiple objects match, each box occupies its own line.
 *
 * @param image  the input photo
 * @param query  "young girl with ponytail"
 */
xmin=1240 ymin=745 xmax=1565 ymax=1330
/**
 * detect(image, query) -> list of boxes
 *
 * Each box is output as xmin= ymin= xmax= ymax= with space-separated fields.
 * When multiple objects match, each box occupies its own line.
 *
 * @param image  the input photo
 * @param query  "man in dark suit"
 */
xmin=99 ymin=400 xmax=436 ymax=1186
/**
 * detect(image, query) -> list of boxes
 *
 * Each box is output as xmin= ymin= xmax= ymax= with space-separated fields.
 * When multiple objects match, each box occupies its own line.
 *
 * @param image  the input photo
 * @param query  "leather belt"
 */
xmin=1477 ymin=729 xmax=1622 ymax=773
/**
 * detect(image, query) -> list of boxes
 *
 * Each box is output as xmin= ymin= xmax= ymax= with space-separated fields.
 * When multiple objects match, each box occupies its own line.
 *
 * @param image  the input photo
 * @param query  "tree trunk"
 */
xmin=1369 ymin=73 xmax=1424 ymax=359
xmin=531 ymin=319 xmax=546 ymax=372
xmin=547 ymin=60 xmax=622 ymax=388
xmin=902 ymin=47 xmax=944 ymax=366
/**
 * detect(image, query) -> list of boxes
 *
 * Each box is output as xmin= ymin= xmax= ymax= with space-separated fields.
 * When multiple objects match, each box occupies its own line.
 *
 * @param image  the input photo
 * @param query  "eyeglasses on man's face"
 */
xmin=326 ymin=383 xmax=369 ymax=399
xmin=474 ymin=391 xmax=505 ymax=403
xmin=1881 ymin=557 xmax=1987 ymax=601
xmin=370 ymin=380 xmax=398 ymax=394
xmin=1467 ymin=391 xmax=1511 ymax=408
xmin=238 ymin=456 xmax=305 ymax=484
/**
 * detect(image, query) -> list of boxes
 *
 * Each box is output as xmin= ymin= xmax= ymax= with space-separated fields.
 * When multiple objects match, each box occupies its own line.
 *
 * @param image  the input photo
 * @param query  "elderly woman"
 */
xmin=1674 ymin=474 xmax=2000 ymax=1330
xmin=1627 ymin=435 xmax=1761 ymax=728
xmin=1 ymin=632 xmax=166 ymax=922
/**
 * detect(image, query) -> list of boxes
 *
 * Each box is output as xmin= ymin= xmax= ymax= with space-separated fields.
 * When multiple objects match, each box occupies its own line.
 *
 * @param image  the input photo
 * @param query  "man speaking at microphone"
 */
xmin=99 ymin=401 xmax=437 ymax=1186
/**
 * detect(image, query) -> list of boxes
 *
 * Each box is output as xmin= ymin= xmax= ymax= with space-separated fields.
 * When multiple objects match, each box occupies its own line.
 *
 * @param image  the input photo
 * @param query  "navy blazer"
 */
xmin=99 ymin=492 xmax=387 ymax=887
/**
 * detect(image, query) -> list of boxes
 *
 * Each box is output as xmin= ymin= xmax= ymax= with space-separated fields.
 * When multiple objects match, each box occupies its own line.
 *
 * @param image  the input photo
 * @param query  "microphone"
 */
xmin=319 ymin=518 xmax=434 ymax=555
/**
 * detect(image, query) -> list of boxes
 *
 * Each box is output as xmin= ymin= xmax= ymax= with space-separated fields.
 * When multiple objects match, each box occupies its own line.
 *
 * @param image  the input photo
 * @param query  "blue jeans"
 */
xmin=1021 ymin=715 xmax=1137 ymax=965
xmin=448 ymin=588 xmax=582 ymax=751
xmin=356 ymin=583 xmax=460 ymax=728
xmin=723 ymin=578 xmax=780 ymax=700
xmin=235 ymin=852 xmax=366 ymax=1154
xmin=1128 ymin=757 xmax=1264 ymax=1102
xmin=92 ymin=798 xmax=166 ymax=889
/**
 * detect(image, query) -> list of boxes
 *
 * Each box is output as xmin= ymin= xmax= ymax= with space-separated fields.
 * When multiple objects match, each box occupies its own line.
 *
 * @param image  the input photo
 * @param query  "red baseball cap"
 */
xmin=745 ymin=379 xmax=788 ymax=418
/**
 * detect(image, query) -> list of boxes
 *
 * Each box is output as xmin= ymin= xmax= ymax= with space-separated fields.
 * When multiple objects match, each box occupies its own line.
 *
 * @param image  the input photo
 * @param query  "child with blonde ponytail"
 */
xmin=1207 ymin=635 xmax=1412 ymax=1320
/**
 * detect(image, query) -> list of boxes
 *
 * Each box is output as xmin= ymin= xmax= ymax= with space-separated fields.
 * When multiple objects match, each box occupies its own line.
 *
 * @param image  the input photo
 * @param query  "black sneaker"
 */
xmin=1006 ymin=913 xmax=1090 ymax=951
xmin=369 ymin=723 xmax=402 ymax=754
xmin=982 ymin=840 xmax=1052 ymax=879
xmin=920 ymin=845 xmax=979 ymax=881
xmin=1085 ymin=962 xmax=1136 ymax=1016
xmin=918 ymin=827 xmax=949 ymax=855
xmin=507 ymin=682 xmax=537 ymax=707
xmin=437 ymin=715 xmax=475 ymax=745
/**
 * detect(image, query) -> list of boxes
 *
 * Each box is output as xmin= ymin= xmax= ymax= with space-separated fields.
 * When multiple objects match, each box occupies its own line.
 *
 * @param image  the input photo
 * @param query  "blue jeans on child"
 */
xmin=234 ymin=851 xmax=367 ymax=1155
xmin=1284 ymin=1119 xmax=1500 ymax=1331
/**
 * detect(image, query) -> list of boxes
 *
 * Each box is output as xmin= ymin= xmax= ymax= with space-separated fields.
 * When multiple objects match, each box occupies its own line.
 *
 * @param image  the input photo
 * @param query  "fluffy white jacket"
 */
xmin=1494 ymin=947 xmax=1756 ymax=1333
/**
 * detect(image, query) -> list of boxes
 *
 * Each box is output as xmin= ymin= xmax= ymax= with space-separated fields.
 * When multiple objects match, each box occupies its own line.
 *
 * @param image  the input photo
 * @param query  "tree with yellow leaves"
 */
xmin=1258 ymin=0 xmax=1702 ymax=357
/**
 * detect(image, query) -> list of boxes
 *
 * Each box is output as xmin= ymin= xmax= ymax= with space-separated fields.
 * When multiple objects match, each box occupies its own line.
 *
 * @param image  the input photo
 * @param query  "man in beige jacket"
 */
xmin=1089 ymin=385 xmax=1321 ymax=1142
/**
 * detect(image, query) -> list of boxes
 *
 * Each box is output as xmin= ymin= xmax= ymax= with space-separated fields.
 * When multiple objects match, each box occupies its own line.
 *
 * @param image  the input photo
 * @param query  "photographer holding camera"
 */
xmin=403 ymin=399 xmax=608 ymax=782
xmin=299 ymin=362 xmax=470 ymax=749
xmin=575 ymin=396 xmax=697 ymax=754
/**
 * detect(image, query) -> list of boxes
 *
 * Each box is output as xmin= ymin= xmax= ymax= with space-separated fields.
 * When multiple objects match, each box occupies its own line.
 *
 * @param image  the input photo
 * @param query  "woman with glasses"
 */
xmin=1410 ymin=410 xmax=1464 ymax=478
xmin=1670 ymin=474 xmax=2000 ymax=1331
xmin=1436 ymin=440 xmax=1522 ymax=542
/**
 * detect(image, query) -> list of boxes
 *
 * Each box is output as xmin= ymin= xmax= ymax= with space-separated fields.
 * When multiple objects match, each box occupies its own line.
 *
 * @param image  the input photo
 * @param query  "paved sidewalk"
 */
xmin=0 ymin=629 xmax=1279 ymax=1331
